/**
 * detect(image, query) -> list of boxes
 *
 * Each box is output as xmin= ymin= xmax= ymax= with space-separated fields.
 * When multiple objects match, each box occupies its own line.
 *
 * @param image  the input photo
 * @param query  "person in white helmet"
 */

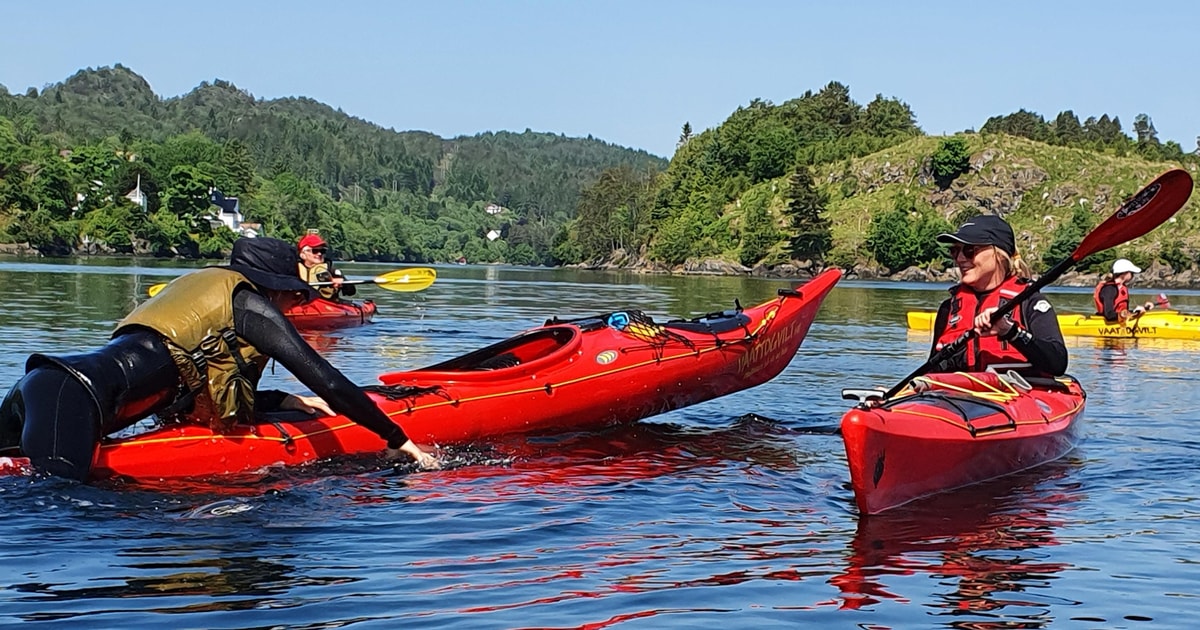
xmin=1093 ymin=258 xmax=1155 ymax=323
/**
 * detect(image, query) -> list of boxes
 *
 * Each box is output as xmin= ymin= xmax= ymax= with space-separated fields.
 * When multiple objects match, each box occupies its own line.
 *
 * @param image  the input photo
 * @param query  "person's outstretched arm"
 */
xmin=232 ymin=288 xmax=430 ymax=464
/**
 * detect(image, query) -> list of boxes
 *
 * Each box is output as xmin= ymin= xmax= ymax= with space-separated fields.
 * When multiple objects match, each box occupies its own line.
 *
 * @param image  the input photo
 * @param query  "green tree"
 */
xmin=866 ymin=200 xmax=953 ymax=272
xmin=980 ymin=109 xmax=1050 ymax=142
xmin=1051 ymin=110 xmax=1084 ymax=146
xmin=862 ymin=94 xmax=920 ymax=138
xmin=1083 ymin=114 xmax=1127 ymax=147
xmin=160 ymin=164 xmax=215 ymax=225
xmin=82 ymin=201 xmax=140 ymax=250
xmin=746 ymin=121 xmax=797 ymax=182
xmin=931 ymin=136 xmax=971 ymax=187
xmin=737 ymin=189 xmax=780 ymax=266
xmin=652 ymin=206 xmax=710 ymax=265
xmin=678 ymin=122 xmax=693 ymax=150
xmin=783 ymin=165 xmax=831 ymax=260
xmin=1042 ymin=206 xmax=1097 ymax=270
xmin=1160 ymin=240 xmax=1191 ymax=273
xmin=219 ymin=138 xmax=257 ymax=197
xmin=1133 ymin=113 xmax=1163 ymax=159
xmin=572 ymin=165 xmax=657 ymax=262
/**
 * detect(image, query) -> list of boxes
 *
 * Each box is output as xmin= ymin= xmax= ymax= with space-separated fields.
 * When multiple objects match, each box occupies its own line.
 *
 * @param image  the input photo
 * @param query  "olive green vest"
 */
xmin=117 ymin=268 xmax=268 ymax=430
xmin=299 ymin=261 xmax=335 ymax=299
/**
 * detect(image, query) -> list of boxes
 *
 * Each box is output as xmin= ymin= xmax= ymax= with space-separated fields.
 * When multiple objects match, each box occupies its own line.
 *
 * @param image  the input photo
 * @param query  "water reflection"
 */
xmin=395 ymin=414 xmax=811 ymax=500
xmin=832 ymin=459 xmax=1084 ymax=625
xmin=8 ymin=548 xmax=338 ymax=620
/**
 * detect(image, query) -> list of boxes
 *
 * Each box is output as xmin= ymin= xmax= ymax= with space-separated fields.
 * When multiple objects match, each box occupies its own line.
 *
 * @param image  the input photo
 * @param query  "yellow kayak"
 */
xmin=906 ymin=309 xmax=1200 ymax=340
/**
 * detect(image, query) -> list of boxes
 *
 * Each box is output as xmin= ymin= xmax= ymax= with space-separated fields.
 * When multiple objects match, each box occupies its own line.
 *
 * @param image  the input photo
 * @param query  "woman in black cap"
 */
xmin=929 ymin=215 xmax=1068 ymax=376
xmin=0 ymin=237 xmax=436 ymax=481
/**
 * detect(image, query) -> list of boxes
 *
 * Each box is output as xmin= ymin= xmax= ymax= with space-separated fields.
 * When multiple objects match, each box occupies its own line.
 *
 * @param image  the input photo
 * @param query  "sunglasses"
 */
xmin=305 ymin=247 xmax=328 ymax=256
xmin=948 ymin=243 xmax=989 ymax=259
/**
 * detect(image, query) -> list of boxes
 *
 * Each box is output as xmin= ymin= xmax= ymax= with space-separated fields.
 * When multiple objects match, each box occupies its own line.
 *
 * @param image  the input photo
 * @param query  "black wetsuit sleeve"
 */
xmin=232 ymin=289 xmax=408 ymax=447
xmin=1010 ymin=293 xmax=1069 ymax=376
xmin=1099 ymin=284 xmax=1119 ymax=321
xmin=331 ymin=268 xmax=356 ymax=297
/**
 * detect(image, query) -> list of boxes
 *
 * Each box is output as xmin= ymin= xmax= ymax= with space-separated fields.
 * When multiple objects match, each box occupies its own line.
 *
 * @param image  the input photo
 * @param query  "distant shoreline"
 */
xmin=4 ymin=249 xmax=1199 ymax=292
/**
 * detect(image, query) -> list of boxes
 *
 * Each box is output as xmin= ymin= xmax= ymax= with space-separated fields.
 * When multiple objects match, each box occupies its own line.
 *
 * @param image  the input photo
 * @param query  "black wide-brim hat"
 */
xmin=936 ymin=214 xmax=1016 ymax=256
xmin=223 ymin=237 xmax=319 ymax=300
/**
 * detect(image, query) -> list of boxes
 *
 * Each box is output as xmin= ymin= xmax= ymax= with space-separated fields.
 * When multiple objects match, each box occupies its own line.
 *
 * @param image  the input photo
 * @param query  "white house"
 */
xmin=208 ymin=189 xmax=257 ymax=236
xmin=125 ymin=175 xmax=148 ymax=211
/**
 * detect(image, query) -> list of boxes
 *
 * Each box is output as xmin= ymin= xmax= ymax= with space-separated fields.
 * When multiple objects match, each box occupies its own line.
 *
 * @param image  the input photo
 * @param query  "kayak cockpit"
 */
xmin=379 ymin=327 xmax=582 ymax=383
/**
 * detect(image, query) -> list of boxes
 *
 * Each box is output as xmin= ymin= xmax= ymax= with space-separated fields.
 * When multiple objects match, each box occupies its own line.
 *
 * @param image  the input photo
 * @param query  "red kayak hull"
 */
xmin=284 ymin=297 xmax=376 ymax=330
xmin=840 ymin=372 xmax=1085 ymax=515
xmin=11 ymin=269 xmax=842 ymax=482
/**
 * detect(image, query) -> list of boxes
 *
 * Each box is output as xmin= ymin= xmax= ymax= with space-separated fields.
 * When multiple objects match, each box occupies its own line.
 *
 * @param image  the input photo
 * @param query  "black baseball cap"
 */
xmin=223 ymin=237 xmax=319 ymax=300
xmin=937 ymin=215 xmax=1016 ymax=256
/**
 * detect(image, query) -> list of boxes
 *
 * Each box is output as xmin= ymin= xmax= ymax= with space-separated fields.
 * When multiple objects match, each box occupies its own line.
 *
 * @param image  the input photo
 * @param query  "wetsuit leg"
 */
xmin=1 ymin=331 xmax=179 ymax=481
xmin=10 ymin=367 xmax=101 ymax=481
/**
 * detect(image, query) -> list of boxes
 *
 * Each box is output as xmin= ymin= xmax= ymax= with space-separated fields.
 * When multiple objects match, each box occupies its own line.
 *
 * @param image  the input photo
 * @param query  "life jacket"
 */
xmin=935 ymin=276 xmax=1030 ymax=370
xmin=115 ymin=268 xmax=268 ymax=431
xmin=1092 ymin=280 xmax=1129 ymax=320
xmin=299 ymin=261 xmax=336 ymax=299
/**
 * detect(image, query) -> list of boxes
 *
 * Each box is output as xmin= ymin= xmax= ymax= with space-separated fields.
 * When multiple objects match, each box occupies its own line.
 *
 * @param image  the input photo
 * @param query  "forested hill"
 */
xmin=561 ymin=83 xmax=1200 ymax=283
xmin=0 ymin=64 xmax=665 ymax=262
xmin=3 ymin=65 xmax=1198 ymax=279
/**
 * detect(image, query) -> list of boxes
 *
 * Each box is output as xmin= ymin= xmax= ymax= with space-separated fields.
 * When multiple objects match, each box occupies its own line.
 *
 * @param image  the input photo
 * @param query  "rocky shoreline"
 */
xmin=573 ymin=255 xmax=1200 ymax=291
xmin=6 ymin=242 xmax=1197 ymax=290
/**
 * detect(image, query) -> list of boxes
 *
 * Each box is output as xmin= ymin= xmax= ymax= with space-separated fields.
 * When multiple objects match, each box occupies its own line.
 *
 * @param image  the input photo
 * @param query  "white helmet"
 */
xmin=1112 ymin=258 xmax=1141 ymax=275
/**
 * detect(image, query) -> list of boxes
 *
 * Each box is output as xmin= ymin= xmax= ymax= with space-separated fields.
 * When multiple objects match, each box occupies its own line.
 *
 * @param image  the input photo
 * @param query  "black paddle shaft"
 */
xmin=883 ymin=256 xmax=1074 ymax=399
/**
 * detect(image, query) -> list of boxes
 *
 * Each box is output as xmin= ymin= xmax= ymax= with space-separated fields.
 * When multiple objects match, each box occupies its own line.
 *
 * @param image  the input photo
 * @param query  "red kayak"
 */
xmin=284 ymin=297 xmax=376 ymax=330
xmin=840 ymin=371 xmax=1085 ymax=515
xmin=4 ymin=269 xmax=841 ymax=482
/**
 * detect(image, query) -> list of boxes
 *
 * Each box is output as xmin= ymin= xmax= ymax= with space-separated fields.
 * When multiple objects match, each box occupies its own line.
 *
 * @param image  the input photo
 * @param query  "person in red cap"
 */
xmin=1093 ymin=258 xmax=1154 ymax=323
xmin=297 ymin=233 xmax=355 ymax=300
xmin=928 ymin=215 xmax=1067 ymax=377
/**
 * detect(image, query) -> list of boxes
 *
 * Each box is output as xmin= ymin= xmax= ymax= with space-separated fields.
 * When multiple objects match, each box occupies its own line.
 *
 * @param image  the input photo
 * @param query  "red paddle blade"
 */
xmin=1073 ymin=168 xmax=1194 ymax=261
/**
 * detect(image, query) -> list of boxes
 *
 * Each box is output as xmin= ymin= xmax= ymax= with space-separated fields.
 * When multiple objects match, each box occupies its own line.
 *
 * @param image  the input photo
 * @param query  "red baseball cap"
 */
xmin=297 ymin=234 xmax=327 ymax=250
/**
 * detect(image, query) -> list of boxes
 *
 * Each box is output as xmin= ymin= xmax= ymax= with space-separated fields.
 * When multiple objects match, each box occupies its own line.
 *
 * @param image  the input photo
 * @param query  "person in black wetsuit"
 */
xmin=0 ymin=236 xmax=437 ymax=481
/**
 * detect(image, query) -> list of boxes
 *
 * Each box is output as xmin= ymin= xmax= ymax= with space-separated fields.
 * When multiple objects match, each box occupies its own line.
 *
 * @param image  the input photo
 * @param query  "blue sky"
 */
xmin=2 ymin=0 xmax=1196 ymax=158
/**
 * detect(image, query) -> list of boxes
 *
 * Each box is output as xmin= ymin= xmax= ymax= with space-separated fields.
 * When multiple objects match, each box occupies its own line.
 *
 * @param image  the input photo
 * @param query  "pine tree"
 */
xmin=677 ymin=122 xmax=693 ymax=149
xmin=783 ymin=166 xmax=831 ymax=261
xmin=1051 ymin=110 xmax=1083 ymax=146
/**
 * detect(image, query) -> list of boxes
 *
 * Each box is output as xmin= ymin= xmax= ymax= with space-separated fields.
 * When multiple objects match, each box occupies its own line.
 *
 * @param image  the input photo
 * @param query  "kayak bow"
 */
xmin=840 ymin=370 xmax=1085 ymax=515
xmin=285 ymin=297 xmax=377 ymax=330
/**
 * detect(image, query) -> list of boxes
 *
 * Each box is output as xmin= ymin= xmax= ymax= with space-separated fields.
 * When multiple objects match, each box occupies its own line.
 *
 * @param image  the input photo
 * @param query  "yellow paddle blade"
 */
xmin=149 ymin=267 xmax=437 ymax=296
xmin=372 ymin=267 xmax=437 ymax=292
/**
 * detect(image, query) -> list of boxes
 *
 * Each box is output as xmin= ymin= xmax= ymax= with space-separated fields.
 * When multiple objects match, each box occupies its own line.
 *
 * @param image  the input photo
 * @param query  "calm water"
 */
xmin=2 ymin=258 xmax=1199 ymax=629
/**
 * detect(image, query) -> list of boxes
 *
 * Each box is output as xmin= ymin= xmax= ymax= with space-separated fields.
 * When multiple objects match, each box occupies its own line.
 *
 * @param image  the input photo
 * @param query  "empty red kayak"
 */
xmin=284 ymin=297 xmax=376 ymax=330
xmin=5 ymin=269 xmax=842 ymax=482
xmin=840 ymin=371 xmax=1085 ymax=515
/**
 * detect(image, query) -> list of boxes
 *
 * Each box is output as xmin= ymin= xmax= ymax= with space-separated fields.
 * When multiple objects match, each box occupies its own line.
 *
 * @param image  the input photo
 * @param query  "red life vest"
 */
xmin=935 ymin=276 xmax=1030 ymax=370
xmin=1092 ymin=281 xmax=1128 ymax=318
